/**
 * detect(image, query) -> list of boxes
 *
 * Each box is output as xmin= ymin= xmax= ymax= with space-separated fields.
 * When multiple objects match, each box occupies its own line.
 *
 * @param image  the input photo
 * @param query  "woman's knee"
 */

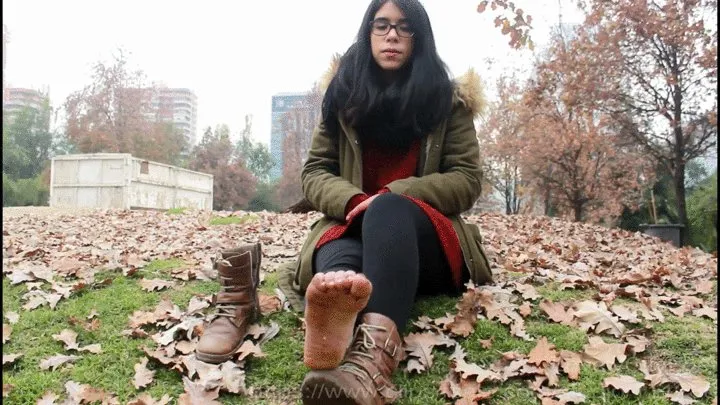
xmin=364 ymin=193 xmax=415 ymax=220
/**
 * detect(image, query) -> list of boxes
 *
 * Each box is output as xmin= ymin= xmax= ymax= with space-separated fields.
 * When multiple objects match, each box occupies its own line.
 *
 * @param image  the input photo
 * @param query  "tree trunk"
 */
xmin=674 ymin=163 xmax=690 ymax=246
xmin=574 ymin=202 xmax=583 ymax=222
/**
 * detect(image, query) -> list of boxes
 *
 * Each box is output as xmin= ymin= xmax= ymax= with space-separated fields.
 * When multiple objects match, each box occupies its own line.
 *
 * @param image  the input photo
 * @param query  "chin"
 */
xmin=379 ymin=61 xmax=405 ymax=71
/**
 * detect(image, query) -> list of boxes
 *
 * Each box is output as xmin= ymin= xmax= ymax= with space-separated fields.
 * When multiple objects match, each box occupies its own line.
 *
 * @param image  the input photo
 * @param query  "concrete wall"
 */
xmin=50 ymin=153 xmax=213 ymax=210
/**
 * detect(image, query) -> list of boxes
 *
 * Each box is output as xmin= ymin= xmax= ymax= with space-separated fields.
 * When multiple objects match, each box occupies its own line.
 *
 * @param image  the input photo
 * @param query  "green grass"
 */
xmin=3 ymin=259 xmax=718 ymax=405
xmin=210 ymin=214 xmax=259 ymax=226
xmin=166 ymin=207 xmax=187 ymax=215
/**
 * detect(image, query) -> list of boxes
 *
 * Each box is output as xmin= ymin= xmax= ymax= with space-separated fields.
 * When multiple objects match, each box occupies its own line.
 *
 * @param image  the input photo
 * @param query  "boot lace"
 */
xmin=214 ymin=275 xmax=238 ymax=319
xmin=339 ymin=323 xmax=387 ymax=378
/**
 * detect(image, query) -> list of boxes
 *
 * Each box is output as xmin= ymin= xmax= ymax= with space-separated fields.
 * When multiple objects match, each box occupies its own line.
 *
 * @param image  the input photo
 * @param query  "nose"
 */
xmin=385 ymin=26 xmax=400 ymax=41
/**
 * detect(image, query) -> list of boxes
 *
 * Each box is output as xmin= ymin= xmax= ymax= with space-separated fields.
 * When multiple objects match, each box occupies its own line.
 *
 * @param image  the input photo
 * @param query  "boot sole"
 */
xmin=301 ymin=371 xmax=361 ymax=405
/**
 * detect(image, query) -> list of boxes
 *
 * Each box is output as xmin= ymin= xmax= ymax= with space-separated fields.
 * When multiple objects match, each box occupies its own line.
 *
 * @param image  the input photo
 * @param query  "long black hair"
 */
xmin=322 ymin=0 xmax=454 ymax=150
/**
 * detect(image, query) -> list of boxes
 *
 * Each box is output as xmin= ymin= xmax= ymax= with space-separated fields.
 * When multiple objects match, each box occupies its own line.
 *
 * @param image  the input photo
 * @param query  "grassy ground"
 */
xmin=3 ymin=254 xmax=717 ymax=404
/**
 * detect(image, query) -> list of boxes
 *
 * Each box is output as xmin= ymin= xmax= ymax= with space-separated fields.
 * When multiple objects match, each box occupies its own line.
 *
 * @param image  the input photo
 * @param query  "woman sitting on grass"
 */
xmin=294 ymin=0 xmax=492 ymax=403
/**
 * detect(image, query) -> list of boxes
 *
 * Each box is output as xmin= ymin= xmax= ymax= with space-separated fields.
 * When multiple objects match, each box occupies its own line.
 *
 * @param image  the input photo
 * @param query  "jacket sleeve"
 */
xmin=301 ymin=122 xmax=366 ymax=221
xmin=385 ymin=103 xmax=483 ymax=215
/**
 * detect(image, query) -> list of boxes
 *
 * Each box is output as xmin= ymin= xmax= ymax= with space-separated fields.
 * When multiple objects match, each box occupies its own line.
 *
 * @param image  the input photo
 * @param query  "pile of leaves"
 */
xmin=2 ymin=209 xmax=717 ymax=404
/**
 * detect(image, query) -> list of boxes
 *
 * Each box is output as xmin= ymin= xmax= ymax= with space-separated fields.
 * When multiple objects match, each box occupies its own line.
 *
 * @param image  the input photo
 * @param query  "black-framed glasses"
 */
xmin=370 ymin=19 xmax=414 ymax=38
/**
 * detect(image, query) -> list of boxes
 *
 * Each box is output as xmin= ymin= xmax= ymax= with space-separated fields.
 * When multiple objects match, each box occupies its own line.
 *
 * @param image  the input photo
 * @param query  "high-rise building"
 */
xmin=151 ymin=87 xmax=198 ymax=147
xmin=270 ymin=92 xmax=309 ymax=180
xmin=2 ymin=88 xmax=49 ymax=127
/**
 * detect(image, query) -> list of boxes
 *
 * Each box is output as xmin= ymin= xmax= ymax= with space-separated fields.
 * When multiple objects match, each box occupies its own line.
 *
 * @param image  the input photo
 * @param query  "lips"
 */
xmin=382 ymin=49 xmax=401 ymax=55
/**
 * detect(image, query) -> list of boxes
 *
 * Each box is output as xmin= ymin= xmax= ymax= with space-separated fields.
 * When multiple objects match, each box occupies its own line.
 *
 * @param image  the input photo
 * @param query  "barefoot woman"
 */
xmin=295 ymin=0 xmax=493 ymax=402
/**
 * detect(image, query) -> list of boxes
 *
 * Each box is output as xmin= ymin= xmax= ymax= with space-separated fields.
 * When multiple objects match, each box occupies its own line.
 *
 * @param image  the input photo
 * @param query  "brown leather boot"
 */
xmin=300 ymin=313 xmax=404 ymax=405
xmin=196 ymin=244 xmax=261 ymax=363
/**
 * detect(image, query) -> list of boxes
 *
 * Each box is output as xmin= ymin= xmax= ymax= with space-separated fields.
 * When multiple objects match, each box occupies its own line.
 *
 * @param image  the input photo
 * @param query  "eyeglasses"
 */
xmin=370 ymin=19 xmax=414 ymax=38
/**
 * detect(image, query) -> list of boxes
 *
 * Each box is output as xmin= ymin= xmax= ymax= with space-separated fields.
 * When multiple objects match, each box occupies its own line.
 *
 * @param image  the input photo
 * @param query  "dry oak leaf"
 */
xmin=127 ymin=393 xmax=172 ymax=405
xmin=528 ymin=337 xmax=559 ymax=366
xmin=235 ymin=340 xmax=266 ymax=362
xmin=2 ymin=324 xmax=11 ymax=344
xmin=639 ymin=360 xmax=711 ymax=397
xmin=5 ymin=312 xmax=19 ymax=324
xmin=582 ymin=336 xmax=627 ymax=369
xmin=178 ymin=376 xmax=222 ymax=405
xmin=692 ymin=306 xmax=717 ymax=321
xmin=559 ymin=350 xmax=582 ymax=381
xmin=514 ymin=283 xmax=541 ymax=300
xmin=519 ymin=301 xmax=533 ymax=317
xmin=3 ymin=353 xmax=23 ymax=365
xmin=139 ymin=278 xmax=175 ymax=292
xmin=624 ymin=335 xmax=650 ymax=354
xmin=610 ymin=305 xmax=641 ymax=323
xmin=539 ymin=300 xmax=575 ymax=325
xmin=39 ymin=354 xmax=80 ymax=371
xmin=667 ymin=391 xmax=698 ymax=405
xmin=438 ymin=372 xmax=498 ymax=404
xmin=259 ymin=293 xmax=283 ymax=315
xmin=603 ymin=375 xmax=645 ymax=395
xmin=404 ymin=331 xmax=455 ymax=372
xmin=556 ymin=391 xmax=587 ymax=404
xmin=573 ymin=300 xmax=626 ymax=337
xmin=64 ymin=380 xmax=117 ymax=404
xmin=2 ymin=384 xmax=12 ymax=398
xmin=133 ymin=357 xmax=156 ymax=390
xmin=220 ymin=361 xmax=247 ymax=394
xmin=479 ymin=338 xmax=493 ymax=349
xmin=36 ymin=391 xmax=60 ymax=405
xmin=450 ymin=346 xmax=501 ymax=384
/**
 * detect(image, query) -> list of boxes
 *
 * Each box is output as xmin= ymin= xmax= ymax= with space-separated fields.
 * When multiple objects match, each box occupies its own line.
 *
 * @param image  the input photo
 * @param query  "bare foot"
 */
xmin=303 ymin=270 xmax=372 ymax=370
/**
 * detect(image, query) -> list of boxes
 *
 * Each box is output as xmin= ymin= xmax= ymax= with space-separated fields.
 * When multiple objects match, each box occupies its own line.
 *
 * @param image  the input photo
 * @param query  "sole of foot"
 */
xmin=303 ymin=270 xmax=372 ymax=370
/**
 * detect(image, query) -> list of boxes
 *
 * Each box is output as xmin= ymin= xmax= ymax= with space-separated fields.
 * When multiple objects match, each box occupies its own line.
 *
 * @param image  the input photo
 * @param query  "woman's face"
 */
xmin=370 ymin=1 xmax=414 ymax=71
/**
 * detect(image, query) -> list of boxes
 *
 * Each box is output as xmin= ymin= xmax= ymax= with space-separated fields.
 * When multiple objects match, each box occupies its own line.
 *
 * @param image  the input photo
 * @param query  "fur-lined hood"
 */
xmin=317 ymin=53 xmax=486 ymax=117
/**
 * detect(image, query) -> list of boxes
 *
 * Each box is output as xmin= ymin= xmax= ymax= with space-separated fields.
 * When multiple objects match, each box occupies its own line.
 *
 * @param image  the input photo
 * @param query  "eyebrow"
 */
xmin=373 ymin=17 xmax=409 ymax=23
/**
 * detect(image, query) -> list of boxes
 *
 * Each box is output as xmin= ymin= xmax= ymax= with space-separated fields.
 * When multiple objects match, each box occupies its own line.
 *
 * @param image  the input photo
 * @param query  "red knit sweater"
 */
xmin=315 ymin=138 xmax=464 ymax=288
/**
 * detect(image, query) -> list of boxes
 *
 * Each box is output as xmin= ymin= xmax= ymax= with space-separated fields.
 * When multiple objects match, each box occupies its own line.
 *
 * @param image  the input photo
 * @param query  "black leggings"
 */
xmin=313 ymin=193 xmax=464 ymax=333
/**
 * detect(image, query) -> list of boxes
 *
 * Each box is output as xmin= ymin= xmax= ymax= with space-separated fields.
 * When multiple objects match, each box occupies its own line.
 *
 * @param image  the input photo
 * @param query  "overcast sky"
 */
xmin=3 ymin=0 xmax=585 ymax=147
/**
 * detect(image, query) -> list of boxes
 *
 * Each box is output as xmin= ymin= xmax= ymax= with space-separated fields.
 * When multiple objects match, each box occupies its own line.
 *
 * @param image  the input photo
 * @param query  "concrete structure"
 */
xmin=50 ymin=153 xmax=213 ymax=210
xmin=270 ymin=92 xmax=308 ymax=179
xmin=151 ymin=87 xmax=198 ymax=147
xmin=2 ymin=87 xmax=50 ymax=126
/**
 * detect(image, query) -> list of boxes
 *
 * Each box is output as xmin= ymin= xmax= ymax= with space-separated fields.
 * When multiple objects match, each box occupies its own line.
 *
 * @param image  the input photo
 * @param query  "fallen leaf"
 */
xmin=52 ymin=329 xmax=79 ymax=350
xmin=2 ymin=384 xmax=12 ymax=398
xmin=624 ymin=335 xmax=650 ymax=354
xmin=5 ymin=312 xmax=19 ymax=324
xmin=514 ymin=283 xmax=541 ymax=300
xmin=556 ymin=391 xmax=587 ymax=404
xmin=258 ymin=293 xmax=282 ymax=315
xmin=583 ymin=336 xmax=627 ymax=369
xmin=692 ymin=306 xmax=717 ymax=321
xmin=2 ymin=324 xmax=11 ymax=343
xmin=667 ymin=391 xmax=698 ymax=405
xmin=519 ymin=302 xmax=533 ymax=317
xmin=220 ymin=361 xmax=247 ymax=394
xmin=178 ymin=376 xmax=221 ymax=405
xmin=559 ymin=350 xmax=582 ymax=380
xmin=133 ymin=357 xmax=155 ymax=389
xmin=36 ymin=391 xmax=59 ymax=405
xmin=540 ymin=300 xmax=575 ymax=325
xmin=479 ymin=338 xmax=493 ymax=349
xmin=139 ymin=278 xmax=174 ymax=292
xmin=127 ymin=393 xmax=173 ymax=405
xmin=404 ymin=332 xmax=455 ymax=372
xmin=603 ymin=375 xmax=644 ymax=395
xmin=235 ymin=340 xmax=266 ymax=362
xmin=2 ymin=353 xmax=23 ymax=365
xmin=39 ymin=354 xmax=80 ymax=370
xmin=573 ymin=300 xmax=626 ymax=337
xmin=528 ymin=337 xmax=559 ymax=366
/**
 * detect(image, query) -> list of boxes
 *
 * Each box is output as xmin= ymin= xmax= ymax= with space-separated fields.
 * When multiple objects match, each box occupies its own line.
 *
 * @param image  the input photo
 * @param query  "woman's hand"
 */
xmin=345 ymin=194 xmax=379 ymax=222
